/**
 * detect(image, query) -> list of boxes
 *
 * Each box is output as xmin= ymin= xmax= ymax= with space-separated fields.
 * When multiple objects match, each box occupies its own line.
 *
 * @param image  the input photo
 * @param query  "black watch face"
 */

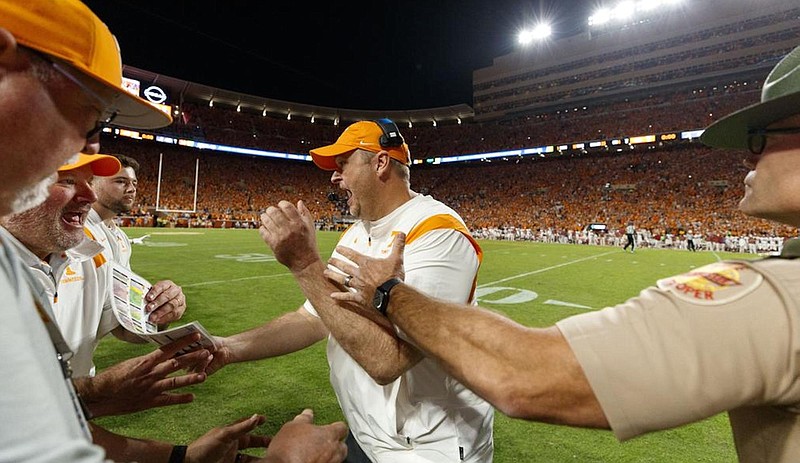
xmin=373 ymin=290 xmax=384 ymax=309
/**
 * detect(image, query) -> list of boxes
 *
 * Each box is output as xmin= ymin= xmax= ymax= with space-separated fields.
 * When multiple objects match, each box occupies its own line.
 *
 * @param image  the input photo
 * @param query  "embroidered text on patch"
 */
xmin=657 ymin=262 xmax=763 ymax=305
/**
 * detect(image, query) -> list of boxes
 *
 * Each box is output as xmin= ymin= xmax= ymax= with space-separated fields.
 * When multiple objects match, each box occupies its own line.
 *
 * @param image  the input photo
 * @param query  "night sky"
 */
xmin=83 ymin=0 xmax=590 ymax=110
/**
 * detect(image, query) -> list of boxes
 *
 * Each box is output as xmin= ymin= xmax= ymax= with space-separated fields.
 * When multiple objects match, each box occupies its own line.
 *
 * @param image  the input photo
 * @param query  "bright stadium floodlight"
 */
xmin=588 ymin=8 xmax=612 ymax=26
xmin=613 ymin=1 xmax=636 ymax=21
xmin=534 ymin=23 xmax=552 ymax=39
xmin=518 ymin=22 xmax=552 ymax=45
xmin=590 ymin=0 xmax=686 ymax=27
xmin=518 ymin=29 xmax=534 ymax=45
xmin=638 ymin=0 xmax=664 ymax=12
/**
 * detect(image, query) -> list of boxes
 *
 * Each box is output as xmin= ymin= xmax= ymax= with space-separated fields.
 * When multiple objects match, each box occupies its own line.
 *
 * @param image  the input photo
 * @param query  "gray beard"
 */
xmin=9 ymin=174 xmax=56 ymax=215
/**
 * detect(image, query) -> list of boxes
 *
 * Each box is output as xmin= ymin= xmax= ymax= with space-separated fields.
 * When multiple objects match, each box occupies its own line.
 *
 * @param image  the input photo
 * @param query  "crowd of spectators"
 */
xmin=169 ymin=79 xmax=762 ymax=162
xmin=100 ymin=138 xmax=340 ymax=228
xmin=473 ymin=7 xmax=800 ymax=93
xmin=473 ymin=7 xmax=800 ymax=117
xmin=95 ymin=62 xmax=800 ymax=252
xmin=99 ymin=127 xmax=796 ymax=253
xmin=413 ymin=144 xmax=793 ymax=239
xmin=104 ymin=3 xmax=800 ymax=254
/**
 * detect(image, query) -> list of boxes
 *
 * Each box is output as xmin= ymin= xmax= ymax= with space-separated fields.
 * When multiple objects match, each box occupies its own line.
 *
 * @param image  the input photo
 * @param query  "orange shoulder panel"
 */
xmin=405 ymin=214 xmax=483 ymax=263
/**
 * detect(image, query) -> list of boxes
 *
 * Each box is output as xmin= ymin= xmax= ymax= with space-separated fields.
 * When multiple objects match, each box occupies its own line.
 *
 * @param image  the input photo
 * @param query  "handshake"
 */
xmin=76 ymin=333 xmax=347 ymax=463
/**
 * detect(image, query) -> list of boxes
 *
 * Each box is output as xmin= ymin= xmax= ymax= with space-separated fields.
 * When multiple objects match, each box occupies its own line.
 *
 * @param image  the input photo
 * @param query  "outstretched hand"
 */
xmin=201 ymin=335 xmax=233 ymax=376
xmin=259 ymin=200 xmax=320 ymax=273
xmin=262 ymin=409 xmax=348 ymax=463
xmin=187 ymin=414 xmax=271 ymax=463
xmin=76 ymin=333 xmax=211 ymax=418
xmin=324 ymin=232 xmax=406 ymax=308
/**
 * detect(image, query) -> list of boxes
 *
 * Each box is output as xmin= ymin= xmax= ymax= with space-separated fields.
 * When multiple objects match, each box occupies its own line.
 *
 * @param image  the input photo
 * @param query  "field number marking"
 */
xmin=214 ymin=253 xmax=277 ymax=263
xmin=475 ymin=287 xmax=538 ymax=304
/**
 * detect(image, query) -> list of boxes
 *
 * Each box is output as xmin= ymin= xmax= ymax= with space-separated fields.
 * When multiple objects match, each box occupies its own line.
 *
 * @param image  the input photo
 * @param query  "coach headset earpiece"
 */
xmin=372 ymin=118 xmax=405 ymax=148
xmin=372 ymin=118 xmax=411 ymax=169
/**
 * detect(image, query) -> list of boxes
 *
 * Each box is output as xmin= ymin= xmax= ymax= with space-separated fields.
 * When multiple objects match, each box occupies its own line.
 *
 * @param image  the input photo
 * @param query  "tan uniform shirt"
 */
xmin=557 ymin=239 xmax=800 ymax=462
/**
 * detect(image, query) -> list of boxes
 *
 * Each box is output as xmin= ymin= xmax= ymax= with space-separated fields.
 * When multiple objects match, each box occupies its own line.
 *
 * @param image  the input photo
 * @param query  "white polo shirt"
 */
xmin=5 ymin=229 xmax=117 ymax=377
xmin=0 ymin=227 xmax=106 ymax=461
xmin=304 ymin=194 xmax=494 ymax=462
xmin=86 ymin=209 xmax=132 ymax=268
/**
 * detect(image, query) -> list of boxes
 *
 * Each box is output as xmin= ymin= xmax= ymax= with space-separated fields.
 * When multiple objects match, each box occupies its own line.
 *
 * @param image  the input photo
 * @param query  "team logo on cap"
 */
xmin=657 ymin=262 xmax=762 ymax=305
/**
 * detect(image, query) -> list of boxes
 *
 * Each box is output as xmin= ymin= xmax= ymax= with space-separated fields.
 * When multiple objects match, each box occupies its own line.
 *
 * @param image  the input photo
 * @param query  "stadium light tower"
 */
xmin=518 ymin=23 xmax=552 ymax=45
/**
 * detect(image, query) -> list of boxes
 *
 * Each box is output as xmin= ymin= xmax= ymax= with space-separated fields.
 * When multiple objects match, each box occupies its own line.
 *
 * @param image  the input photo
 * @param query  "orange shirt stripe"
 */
xmin=405 ymin=214 xmax=483 ymax=302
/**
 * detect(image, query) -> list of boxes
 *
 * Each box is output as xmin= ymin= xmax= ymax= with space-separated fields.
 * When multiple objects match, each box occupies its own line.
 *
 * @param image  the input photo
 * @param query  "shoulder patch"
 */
xmin=657 ymin=262 xmax=763 ymax=306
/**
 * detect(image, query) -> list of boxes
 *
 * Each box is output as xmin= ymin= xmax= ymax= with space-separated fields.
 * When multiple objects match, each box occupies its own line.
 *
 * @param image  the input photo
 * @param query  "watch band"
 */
xmin=376 ymin=277 xmax=403 ymax=315
xmin=169 ymin=445 xmax=188 ymax=463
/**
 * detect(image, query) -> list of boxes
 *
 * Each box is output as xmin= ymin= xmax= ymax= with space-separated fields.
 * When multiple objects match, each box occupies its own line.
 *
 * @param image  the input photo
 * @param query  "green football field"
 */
xmin=95 ymin=228 xmax=751 ymax=462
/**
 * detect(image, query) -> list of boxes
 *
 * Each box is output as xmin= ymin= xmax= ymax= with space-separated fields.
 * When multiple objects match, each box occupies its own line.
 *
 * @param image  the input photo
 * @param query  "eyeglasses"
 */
xmin=746 ymin=127 xmax=800 ymax=155
xmin=24 ymin=46 xmax=118 ymax=140
xmin=49 ymin=60 xmax=118 ymax=139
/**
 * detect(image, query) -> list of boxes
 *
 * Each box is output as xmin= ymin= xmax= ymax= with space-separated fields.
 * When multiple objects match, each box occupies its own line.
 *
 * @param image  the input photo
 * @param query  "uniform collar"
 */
xmin=0 ymin=226 xmax=48 ymax=272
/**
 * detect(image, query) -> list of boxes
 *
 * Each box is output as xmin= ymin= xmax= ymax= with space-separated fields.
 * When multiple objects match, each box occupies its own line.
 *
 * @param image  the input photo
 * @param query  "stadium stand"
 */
xmin=99 ymin=132 xmax=794 ymax=253
xmin=102 ymin=0 xmax=798 ymax=253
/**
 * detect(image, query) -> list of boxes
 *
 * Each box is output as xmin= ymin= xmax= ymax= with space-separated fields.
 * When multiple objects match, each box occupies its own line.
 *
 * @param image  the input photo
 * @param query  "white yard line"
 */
xmin=478 ymin=250 xmax=618 ymax=287
xmin=187 ymin=250 xmax=617 ymax=289
xmin=183 ymin=272 xmax=291 ymax=288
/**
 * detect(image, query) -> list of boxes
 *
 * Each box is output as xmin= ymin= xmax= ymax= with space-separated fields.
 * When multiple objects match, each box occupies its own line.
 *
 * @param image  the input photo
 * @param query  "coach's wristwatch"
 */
xmin=373 ymin=278 xmax=403 ymax=315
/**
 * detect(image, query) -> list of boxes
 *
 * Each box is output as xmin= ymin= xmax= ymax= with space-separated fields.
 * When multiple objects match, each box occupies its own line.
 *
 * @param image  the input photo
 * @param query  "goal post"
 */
xmin=155 ymin=152 xmax=200 ymax=213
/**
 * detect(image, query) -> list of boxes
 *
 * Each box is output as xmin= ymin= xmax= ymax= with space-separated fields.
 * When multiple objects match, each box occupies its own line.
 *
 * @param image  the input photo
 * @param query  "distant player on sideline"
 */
xmin=623 ymin=222 xmax=636 ymax=253
xmin=686 ymin=230 xmax=697 ymax=252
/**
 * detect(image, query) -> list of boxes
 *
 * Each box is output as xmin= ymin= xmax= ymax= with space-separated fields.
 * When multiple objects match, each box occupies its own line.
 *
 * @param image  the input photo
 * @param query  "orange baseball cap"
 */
xmin=0 ymin=0 xmax=172 ymax=130
xmin=59 ymin=153 xmax=121 ymax=176
xmin=310 ymin=120 xmax=412 ymax=171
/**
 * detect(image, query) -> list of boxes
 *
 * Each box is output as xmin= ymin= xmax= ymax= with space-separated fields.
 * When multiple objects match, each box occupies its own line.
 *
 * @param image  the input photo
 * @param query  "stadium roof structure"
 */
xmin=123 ymin=65 xmax=474 ymax=128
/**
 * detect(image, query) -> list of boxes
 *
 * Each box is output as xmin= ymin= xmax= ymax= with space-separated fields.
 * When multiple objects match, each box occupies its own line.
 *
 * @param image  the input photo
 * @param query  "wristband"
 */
xmin=169 ymin=445 xmax=188 ymax=463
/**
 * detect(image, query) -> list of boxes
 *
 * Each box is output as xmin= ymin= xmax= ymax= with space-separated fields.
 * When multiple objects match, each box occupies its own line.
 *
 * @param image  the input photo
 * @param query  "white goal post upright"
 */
xmin=155 ymin=152 xmax=200 ymax=214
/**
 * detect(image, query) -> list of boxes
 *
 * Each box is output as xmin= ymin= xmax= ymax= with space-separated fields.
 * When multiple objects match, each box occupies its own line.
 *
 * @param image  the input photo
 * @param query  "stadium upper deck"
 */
xmin=473 ymin=0 xmax=800 ymax=121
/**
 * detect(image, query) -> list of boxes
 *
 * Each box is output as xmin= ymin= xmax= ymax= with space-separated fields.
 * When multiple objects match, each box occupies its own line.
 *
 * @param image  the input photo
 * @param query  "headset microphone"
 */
xmin=328 ymin=191 xmax=346 ymax=203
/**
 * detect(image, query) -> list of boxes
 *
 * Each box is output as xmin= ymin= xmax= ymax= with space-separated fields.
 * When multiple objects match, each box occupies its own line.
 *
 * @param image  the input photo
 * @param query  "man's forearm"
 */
xmin=386 ymin=284 xmax=609 ymax=428
xmin=90 ymin=423 xmax=172 ymax=462
xmin=292 ymin=259 xmax=421 ymax=384
xmin=227 ymin=309 xmax=327 ymax=363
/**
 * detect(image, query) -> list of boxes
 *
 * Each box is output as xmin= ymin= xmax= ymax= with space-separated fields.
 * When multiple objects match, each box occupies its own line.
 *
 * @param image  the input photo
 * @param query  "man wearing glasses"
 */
xmin=0 ymin=1 xmax=347 ymax=462
xmin=325 ymin=45 xmax=800 ymax=462
xmin=0 ymin=0 xmax=172 ymax=459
